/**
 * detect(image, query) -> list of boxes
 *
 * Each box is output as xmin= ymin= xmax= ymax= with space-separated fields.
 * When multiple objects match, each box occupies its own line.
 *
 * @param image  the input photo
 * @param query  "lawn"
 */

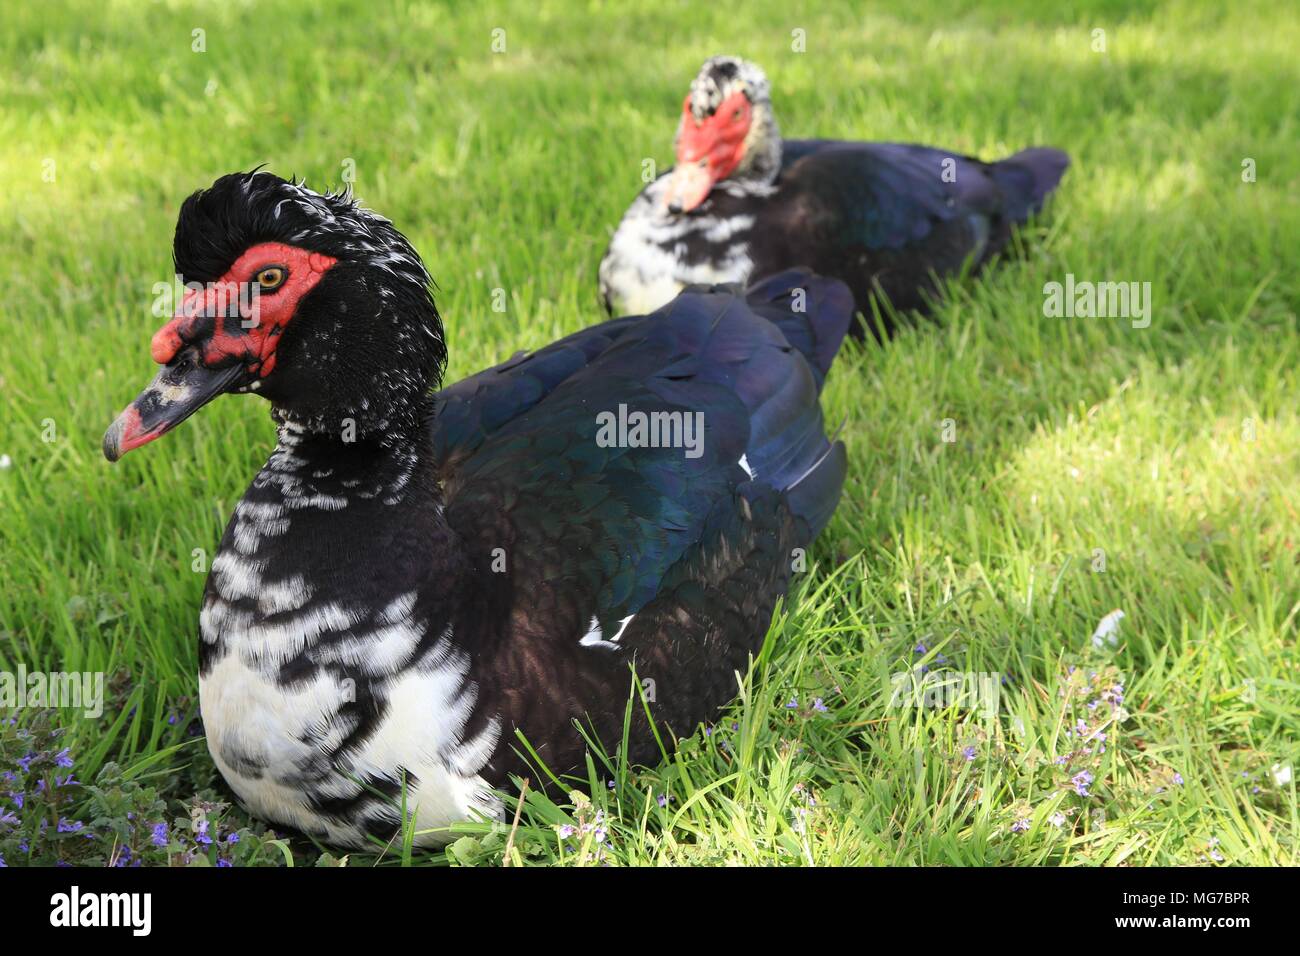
xmin=0 ymin=0 xmax=1296 ymax=866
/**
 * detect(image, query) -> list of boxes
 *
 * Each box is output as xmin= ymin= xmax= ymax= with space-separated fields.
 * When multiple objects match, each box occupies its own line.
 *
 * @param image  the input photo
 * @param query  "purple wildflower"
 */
xmin=150 ymin=822 xmax=169 ymax=847
xmin=1011 ymin=818 xmax=1030 ymax=833
xmin=1071 ymin=770 xmax=1094 ymax=797
xmin=962 ymin=746 xmax=977 ymax=761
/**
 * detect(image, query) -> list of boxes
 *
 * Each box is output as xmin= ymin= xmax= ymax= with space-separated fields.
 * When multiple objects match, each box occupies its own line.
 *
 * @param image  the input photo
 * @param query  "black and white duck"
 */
xmin=103 ymin=171 xmax=853 ymax=847
xmin=599 ymin=55 xmax=1070 ymax=333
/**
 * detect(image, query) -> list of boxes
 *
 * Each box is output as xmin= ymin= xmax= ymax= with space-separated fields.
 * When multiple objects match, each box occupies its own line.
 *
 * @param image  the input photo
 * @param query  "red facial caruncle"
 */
xmin=151 ymin=242 xmax=338 ymax=379
xmin=102 ymin=241 xmax=338 ymax=461
xmin=663 ymin=89 xmax=752 ymax=214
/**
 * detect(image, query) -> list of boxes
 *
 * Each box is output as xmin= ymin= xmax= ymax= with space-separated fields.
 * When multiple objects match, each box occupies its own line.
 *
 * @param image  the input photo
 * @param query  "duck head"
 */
xmin=103 ymin=171 xmax=445 ymax=460
xmin=663 ymin=56 xmax=783 ymax=214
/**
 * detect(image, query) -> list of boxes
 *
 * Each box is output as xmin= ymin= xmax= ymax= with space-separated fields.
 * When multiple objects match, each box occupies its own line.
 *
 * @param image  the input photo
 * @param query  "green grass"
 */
xmin=1 ymin=0 xmax=1297 ymax=866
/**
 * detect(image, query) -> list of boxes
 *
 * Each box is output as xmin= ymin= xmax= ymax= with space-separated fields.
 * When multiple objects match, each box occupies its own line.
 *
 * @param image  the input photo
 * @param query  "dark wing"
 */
xmin=430 ymin=314 xmax=643 ymax=477
xmin=438 ymin=271 xmax=852 ymax=778
xmin=756 ymin=141 xmax=1069 ymax=321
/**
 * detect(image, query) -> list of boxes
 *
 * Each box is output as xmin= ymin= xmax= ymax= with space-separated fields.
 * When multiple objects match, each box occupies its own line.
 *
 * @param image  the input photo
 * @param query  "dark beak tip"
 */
xmin=101 ymin=410 xmax=132 ymax=463
xmin=102 ymin=354 xmax=248 ymax=463
xmin=102 ymin=430 xmax=120 ymax=463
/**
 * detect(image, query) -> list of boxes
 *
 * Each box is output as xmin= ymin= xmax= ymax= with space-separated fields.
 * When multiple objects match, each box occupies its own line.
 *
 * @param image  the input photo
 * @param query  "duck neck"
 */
xmin=263 ymin=405 xmax=435 ymax=506
xmin=219 ymin=401 xmax=463 ymax=607
xmin=199 ymin=400 xmax=468 ymax=683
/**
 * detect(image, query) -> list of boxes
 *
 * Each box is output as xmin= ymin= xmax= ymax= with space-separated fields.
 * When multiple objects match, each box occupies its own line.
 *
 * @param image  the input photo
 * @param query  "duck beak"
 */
xmin=102 ymin=348 xmax=247 ymax=461
xmin=664 ymin=159 xmax=718 ymax=215
xmin=663 ymin=91 xmax=751 ymax=214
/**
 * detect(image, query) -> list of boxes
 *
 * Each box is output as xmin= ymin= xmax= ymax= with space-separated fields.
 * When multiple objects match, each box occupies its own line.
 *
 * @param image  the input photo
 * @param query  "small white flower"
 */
xmin=1272 ymin=763 xmax=1292 ymax=786
xmin=1091 ymin=609 xmax=1125 ymax=647
xmin=0 ymin=454 xmax=11 ymax=469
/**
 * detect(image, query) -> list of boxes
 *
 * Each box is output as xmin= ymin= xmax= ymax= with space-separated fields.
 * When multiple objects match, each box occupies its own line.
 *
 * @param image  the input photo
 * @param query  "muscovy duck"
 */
xmin=102 ymin=171 xmax=853 ymax=848
xmin=599 ymin=55 xmax=1070 ymax=332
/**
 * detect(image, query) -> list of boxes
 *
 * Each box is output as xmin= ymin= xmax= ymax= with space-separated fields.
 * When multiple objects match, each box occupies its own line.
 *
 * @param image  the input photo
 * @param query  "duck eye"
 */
xmin=255 ymin=266 xmax=287 ymax=292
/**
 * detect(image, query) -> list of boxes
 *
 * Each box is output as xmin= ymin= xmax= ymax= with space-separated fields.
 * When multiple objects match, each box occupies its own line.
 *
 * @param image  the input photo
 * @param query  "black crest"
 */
xmin=173 ymin=169 xmax=427 ymax=287
xmin=171 ymin=169 xmax=447 ymax=398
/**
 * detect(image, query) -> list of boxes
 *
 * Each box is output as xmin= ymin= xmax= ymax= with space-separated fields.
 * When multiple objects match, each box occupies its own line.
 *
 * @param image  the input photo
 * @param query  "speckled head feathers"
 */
xmin=687 ymin=56 xmax=772 ymax=121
